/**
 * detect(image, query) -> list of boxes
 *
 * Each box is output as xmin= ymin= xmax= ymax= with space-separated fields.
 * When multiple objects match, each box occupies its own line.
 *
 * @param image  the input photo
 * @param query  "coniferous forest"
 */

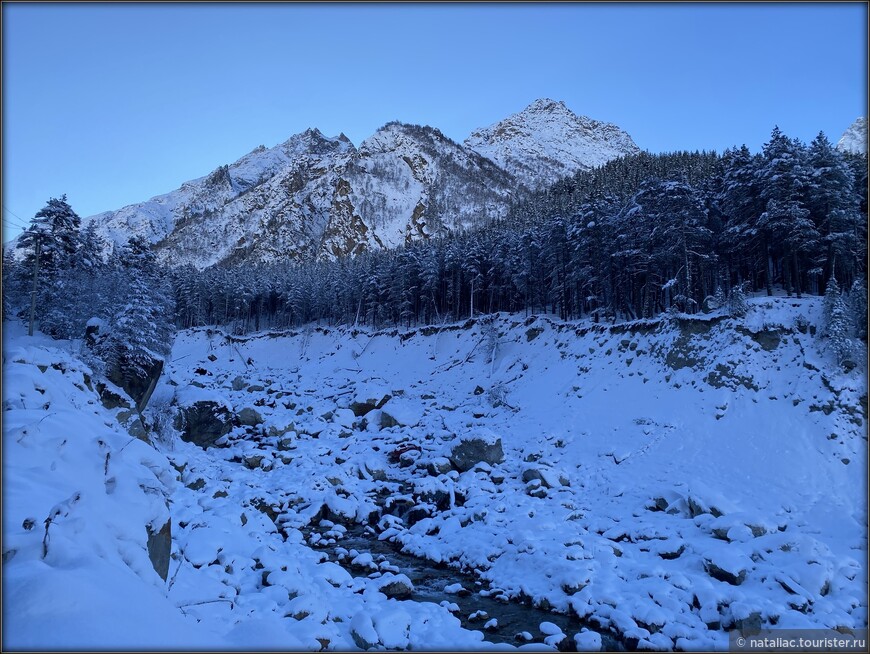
xmin=4 ymin=128 xmax=867 ymax=356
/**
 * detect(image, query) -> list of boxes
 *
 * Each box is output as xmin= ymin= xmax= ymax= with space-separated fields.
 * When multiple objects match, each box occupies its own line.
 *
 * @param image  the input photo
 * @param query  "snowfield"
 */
xmin=3 ymin=295 xmax=867 ymax=650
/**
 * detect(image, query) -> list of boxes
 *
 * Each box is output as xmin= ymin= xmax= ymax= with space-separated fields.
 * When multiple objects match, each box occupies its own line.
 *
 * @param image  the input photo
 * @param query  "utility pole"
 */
xmin=28 ymin=236 xmax=40 ymax=336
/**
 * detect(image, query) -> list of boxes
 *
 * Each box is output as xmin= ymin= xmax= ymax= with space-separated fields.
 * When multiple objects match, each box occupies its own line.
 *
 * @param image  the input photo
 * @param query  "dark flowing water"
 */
xmin=307 ymin=524 xmax=622 ymax=651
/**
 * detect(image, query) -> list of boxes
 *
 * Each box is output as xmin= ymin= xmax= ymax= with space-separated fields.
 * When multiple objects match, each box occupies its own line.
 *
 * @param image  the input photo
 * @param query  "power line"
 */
xmin=3 ymin=218 xmax=26 ymax=231
xmin=2 ymin=205 xmax=29 ymax=229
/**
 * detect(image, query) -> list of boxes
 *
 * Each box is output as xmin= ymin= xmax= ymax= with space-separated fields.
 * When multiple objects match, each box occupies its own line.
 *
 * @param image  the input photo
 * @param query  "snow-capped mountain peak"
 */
xmin=75 ymin=102 xmax=642 ymax=269
xmin=836 ymin=116 xmax=867 ymax=155
xmin=465 ymin=98 xmax=641 ymax=190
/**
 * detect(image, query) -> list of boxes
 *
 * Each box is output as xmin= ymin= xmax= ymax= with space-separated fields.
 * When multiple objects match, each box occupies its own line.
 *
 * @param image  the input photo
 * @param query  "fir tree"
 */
xmin=96 ymin=236 xmax=175 ymax=384
xmin=827 ymin=291 xmax=853 ymax=366
xmin=849 ymin=278 xmax=867 ymax=341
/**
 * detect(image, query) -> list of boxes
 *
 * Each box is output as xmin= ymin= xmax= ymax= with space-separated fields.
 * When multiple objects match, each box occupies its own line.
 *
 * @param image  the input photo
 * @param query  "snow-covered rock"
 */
xmin=448 ymin=429 xmax=505 ymax=471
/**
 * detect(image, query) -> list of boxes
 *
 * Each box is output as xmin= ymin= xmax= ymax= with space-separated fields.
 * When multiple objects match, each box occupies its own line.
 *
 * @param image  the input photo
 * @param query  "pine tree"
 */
xmin=849 ymin=278 xmax=867 ymax=341
xmin=728 ymin=282 xmax=750 ymax=317
xmin=823 ymin=276 xmax=842 ymax=332
xmin=17 ymin=195 xmax=81 ymax=276
xmin=807 ymin=133 xmax=858 ymax=291
xmin=827 ymin=292 xmax=853 ymax=366
xmin=16 ymin=196 xmax=83 ymax=336
xmin=96 ymin=236 xmax=175 ymax=384
xmin=757 ymin=128 xmax=812 ymax=296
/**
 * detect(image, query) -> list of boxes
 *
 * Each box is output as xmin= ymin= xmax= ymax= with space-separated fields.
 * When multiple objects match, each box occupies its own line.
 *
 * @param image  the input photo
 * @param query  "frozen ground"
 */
xmin=3 ymin=295 xmax=867 ymax=650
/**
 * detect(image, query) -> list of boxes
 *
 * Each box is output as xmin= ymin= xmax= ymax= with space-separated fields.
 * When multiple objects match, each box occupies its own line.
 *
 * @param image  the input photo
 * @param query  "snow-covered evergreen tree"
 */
xmin=96 ymin=236 xmax=175 ymax=384
xmin=823 ymin=276 xmax=842 ymax=331
xmin=807 ymin=132 xmax=859 ymax=290
xmin=849 ymin=278 xmax=867 ymax=341
xmin=728 ymin=282 xmax=750 ymax=318
xmin=15 ymin=196 xmax=84 ymax=337
xmin=826 ymin=290 xmax=853 ymax=366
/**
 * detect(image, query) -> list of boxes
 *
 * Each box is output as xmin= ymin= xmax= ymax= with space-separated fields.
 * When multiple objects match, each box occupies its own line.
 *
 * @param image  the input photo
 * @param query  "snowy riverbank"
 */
xmin=4 ymin=295 xmax=867 ymax=650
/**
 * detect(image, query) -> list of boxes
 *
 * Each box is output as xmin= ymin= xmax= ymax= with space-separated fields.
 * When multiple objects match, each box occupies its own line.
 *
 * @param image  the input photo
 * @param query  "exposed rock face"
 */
xmin=465 ymin=98 xmax=641 ymax=190
xmin=86 ymin=320 xmax=162 ymax=413
xmin=88 ymin=129 xmax=355 ymax=269
xmin=174 ymin=401 xmax=234 ymax=448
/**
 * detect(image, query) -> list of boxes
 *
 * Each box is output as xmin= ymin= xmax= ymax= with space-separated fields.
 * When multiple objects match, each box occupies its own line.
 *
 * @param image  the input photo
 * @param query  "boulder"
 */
xmin=146 ymin=518 xmax=171 ymax=581
xmin=174 ymin=401 xmax=233 ymax=449
xmin=96 ymin=382 xmax=131 ymax=411
xmin=108 ymin=355 xmax=164 ymax=413
xmin=231 ymin=376 xmax=246 ymax=391
xmin=244 ymin=455 xmax=265 ymax=470
xmin=733 ymin=611 xmax=763 ymax=635
xmin=704 ymin=555 xmax=749 ymax=586
xmin=375 ymin=573 xmax=414 ymax=599
xmin=237 ymin=407 xmax=264 ymax=427
xmin=426 ymin=457 xmax=454 ymax=476
xmin=351 ymin=612 xmax=380 ymax=650
xmin=449 ymin=431 xmax=504 ymax=472
xmin=362 ymin=458 xmax=388 ymax=482
xmin=349 ymin=394 xmax=392 ymax=417
xmin=116 ymin=409 xmax=150 ymax=443
xmin=522 ymin=466 xmax=570 ymax=489
xmin=379 ymin=411 xmax=399 ymax=429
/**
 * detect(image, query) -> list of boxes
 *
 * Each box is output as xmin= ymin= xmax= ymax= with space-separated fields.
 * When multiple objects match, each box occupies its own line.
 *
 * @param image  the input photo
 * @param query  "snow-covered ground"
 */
xmin=3 ymin=295 xmax=867 ymax=650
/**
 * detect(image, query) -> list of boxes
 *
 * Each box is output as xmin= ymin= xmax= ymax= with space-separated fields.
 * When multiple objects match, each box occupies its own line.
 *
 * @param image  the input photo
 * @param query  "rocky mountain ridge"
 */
xmin=84 ymin=100 xmax=639 ymax=269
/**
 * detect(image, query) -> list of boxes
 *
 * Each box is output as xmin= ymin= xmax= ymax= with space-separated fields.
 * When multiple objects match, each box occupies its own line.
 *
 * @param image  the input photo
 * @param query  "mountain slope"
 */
xmin=89 ymin=129 xmax=355 ymax=269
xmin=837 ymin=117 xmax=868 ymax=155
xmin=322 ymin=122 xmax=517 ymax=256
xmin=465 ymin=99 xmax=641 ymax=190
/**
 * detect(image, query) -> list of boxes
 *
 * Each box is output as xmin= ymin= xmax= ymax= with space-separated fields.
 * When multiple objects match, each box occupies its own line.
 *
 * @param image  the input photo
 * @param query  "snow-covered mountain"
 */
xmin=86 ymin=124 xmax=517 ymax=269
xmin=89 ymin=129 xmax=355 ymax=270
xmin=80 ymin=100 xmax=640 ymax=269
xmin=836 ymin=117 xmax=867 ymax=155
xmin=465 ymin=98 xmax=641 ymax=191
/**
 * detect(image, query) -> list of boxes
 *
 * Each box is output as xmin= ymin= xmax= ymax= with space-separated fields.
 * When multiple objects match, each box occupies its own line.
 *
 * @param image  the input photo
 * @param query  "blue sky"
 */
xmin=2 ymin=2 xmax=866 ymax=241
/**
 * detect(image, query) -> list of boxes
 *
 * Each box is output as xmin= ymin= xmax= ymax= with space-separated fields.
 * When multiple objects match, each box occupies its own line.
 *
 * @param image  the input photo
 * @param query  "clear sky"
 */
xmin=2 ymin=2 xmax=867 ymax=242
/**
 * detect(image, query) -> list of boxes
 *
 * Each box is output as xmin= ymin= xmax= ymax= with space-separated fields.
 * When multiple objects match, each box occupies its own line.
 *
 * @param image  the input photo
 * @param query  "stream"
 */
xmin=304 ymin=522 xmax=623 ymax=651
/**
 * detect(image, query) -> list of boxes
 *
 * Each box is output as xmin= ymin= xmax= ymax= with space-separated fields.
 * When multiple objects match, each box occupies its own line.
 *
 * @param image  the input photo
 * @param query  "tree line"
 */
xmin=3 ymin=126 xmax=867 ymax=370
xmin=170 ymin=128 xmax=867 ymax=334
